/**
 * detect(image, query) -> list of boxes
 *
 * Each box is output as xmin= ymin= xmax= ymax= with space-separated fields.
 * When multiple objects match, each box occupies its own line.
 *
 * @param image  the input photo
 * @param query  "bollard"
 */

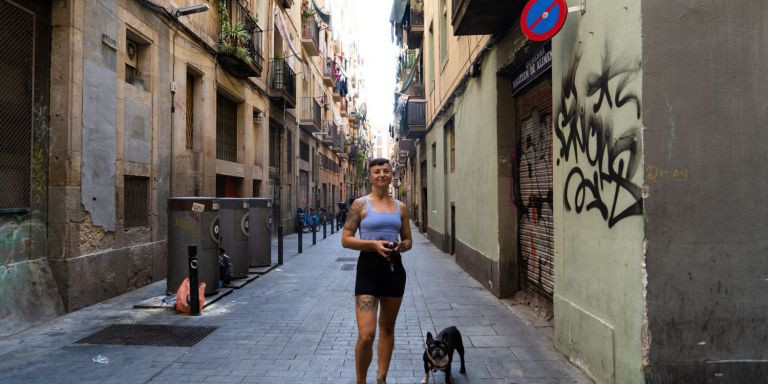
xmin=312 ymin=222 xmax=316 ymax=245
xmin=298 ymin=225 xmax=303 ymax=253
xmin=323 ymin=219 xmax=327 ymax=239
xmin=330 ymin=216 xmax=334 ymax=235
xmin=278 ymin=225 xmax=284 ymax=265
xmin=188 ymin=245 xmax=200 ymax=316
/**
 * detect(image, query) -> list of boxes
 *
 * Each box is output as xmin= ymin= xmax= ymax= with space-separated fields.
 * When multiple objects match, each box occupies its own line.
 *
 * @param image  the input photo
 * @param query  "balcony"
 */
xmin=340 ymin=99 xmax=348 ymax=117
xmin=217 ymin=0 xmax=264 ymax=78
xmin=323 ymin=57 xmax=336 ymax=87
xmin=299 ymin=97 xmax=322 ymax=133
xmin=332 ymin=81 xmax=342 ymax=102
xmin=269 ymin=58 xmax=296 ymax=108
xmin=322 ymin=122 xmax=343 ymax=150
xmin=301 ymin=16 xmax=320 ymax=56
xmin=399 ymin=138 xmax=415 ymax=155
xmin=406 ymin=10 xmax=424 ymax=48
xmin=398 ymin=49 xmax=420 ymax=81
xmin=451 ymin=0 xmax=524 ymax=36
xmin=349 ymin=145 xmax=359 ymax=161
xmin=404 ymin=99 xmax=426 ymax=139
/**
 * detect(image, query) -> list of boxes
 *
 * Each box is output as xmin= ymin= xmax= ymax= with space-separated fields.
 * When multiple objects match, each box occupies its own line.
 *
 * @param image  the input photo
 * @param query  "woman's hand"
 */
xmin=372 ymin=240 xmax=396 ymax=259
xmin=396 ymin=240 xmax=411 ymax=253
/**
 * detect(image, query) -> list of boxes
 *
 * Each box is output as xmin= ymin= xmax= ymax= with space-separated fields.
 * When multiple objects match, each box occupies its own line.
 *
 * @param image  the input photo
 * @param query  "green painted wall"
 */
xmin=453 ymin=49 xmax=500 ymax=262
xmin=427 ymin=49 xmax=499 ymax=263
xmin=552 ymin=1 xmax=645 ymax=383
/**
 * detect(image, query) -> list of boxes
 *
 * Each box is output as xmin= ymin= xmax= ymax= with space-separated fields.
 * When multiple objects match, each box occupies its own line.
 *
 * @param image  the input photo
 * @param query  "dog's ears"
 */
xmin=442 ymin=332 xmax=449 ymax=343
xmin=426 ymin=332 xmax=433 ymax=342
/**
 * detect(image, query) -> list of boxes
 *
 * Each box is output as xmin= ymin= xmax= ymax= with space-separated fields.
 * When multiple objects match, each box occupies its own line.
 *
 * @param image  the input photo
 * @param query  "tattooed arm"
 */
xmin=398 ymin=202 xmax=413 ymax=252
xmin=341 ymin=198 xmax=393 ymax=258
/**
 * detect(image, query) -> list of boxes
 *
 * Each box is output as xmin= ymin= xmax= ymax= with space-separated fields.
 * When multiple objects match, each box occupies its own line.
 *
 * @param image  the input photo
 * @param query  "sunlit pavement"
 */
xmin=0 ymin=223 xmax=592 ymax=384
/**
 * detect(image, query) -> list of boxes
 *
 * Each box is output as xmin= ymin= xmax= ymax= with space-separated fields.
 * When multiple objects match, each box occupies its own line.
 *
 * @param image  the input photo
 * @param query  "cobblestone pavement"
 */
xmin=0 ymin=223 xmax=592 ymax=384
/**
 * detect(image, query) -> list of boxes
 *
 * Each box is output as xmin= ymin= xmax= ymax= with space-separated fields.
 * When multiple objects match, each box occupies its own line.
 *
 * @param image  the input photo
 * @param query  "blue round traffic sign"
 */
xmin=521 ymin=0 xmax=567 ymax=41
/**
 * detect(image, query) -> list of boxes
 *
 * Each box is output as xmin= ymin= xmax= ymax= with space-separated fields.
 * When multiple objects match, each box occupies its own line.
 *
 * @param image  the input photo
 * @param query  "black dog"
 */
xmin=422 ymin=326 xmax=466 ymax=384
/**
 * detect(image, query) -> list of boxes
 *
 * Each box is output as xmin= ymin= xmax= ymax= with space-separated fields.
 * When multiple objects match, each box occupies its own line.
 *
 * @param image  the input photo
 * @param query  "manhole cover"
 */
xmin=75 ymin=324 xmax=217 ymax=347
xmin=341 ymin=264 xmax=356 ymax=271
xmin=335 ymin=257 xmax=357 ymax=262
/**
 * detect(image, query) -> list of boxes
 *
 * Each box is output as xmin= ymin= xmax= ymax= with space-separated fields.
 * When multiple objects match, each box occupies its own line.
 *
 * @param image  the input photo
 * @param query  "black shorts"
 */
xmin=354 ymin=251 xmax=407 ymax=298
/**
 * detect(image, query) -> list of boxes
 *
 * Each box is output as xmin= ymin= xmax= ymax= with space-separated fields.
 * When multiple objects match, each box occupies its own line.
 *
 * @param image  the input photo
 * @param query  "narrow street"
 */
xmin=0 ymin=225 xmax=591 ymax=384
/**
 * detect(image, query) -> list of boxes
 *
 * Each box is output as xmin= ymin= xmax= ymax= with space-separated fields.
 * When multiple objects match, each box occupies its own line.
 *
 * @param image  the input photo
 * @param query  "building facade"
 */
xmin=393 ymin=0 xmax=768 ymax=383
xmin=0 ymin=0 xmax=370 ymax=337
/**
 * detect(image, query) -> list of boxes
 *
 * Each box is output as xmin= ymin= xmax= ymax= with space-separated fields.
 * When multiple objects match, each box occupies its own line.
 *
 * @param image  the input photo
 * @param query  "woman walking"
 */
xmin=341 ymin=158 xmax=413 ymax=384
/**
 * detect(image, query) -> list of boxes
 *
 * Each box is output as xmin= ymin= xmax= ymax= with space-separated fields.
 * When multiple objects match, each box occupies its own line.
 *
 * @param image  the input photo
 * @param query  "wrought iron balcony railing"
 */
xmin=323 ymin=57 xmax=336 ymax=86
xmin=301 ymin=15 xmax=320 ymax=56
xmin=269 ymin=58 xmax=296 ymax=107
xmin=300 ymin=97 xmax=322 ymax=132
xmin=217 ymin=0 xmax=263 ymax=78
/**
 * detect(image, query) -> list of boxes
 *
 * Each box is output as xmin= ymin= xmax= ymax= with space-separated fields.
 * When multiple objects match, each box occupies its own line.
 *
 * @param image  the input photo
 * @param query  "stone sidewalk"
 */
xmin=0 ymin=224 xmax=592 ymax=384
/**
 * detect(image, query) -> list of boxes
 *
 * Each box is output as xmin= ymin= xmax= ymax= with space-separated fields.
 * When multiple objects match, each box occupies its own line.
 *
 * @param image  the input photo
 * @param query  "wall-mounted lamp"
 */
xmin=173 ymin=3 xmax=210 ymax=18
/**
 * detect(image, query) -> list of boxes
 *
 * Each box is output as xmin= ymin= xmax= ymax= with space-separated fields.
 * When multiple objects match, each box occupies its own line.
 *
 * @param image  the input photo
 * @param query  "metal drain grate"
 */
xmin=335 ymin=257 xmax=358 ymax=262
xmin=75 ymin=324 xmax=217 ymax=347
xmin=340 ymin=264 xmax=356 ymax=271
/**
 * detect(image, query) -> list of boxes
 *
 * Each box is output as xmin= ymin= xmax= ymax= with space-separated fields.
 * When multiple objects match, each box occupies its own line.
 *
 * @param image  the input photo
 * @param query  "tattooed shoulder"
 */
xmin=344 ymin=198 xmax=366 ymax=231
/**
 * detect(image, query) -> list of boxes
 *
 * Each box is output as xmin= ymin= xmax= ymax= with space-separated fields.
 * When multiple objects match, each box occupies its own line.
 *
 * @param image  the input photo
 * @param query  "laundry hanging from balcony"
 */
xmin=312 ymin=0 xmax=331 ymax=24
xmin=273 ymin=4 xmax=300 ymax=66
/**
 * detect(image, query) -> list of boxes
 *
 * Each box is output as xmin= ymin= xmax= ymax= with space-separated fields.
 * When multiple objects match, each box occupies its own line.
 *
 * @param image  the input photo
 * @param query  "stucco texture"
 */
xmin=452 ymin=49 xmax=500 ymax=263
xmin=552 ymin=1 xmax=645 ymax=383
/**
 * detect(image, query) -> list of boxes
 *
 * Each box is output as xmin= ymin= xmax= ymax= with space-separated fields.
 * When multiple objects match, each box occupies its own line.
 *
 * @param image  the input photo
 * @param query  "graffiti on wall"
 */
xmin=554 ymin=43 xmax=643 ymax=228
xmin=1 ymin=101 xmax=50 ymax=264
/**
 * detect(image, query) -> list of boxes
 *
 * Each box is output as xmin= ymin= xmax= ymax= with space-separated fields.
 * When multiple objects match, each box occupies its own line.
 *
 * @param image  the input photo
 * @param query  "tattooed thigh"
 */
xmin=356 ymin=295 xmax=378 ymax=312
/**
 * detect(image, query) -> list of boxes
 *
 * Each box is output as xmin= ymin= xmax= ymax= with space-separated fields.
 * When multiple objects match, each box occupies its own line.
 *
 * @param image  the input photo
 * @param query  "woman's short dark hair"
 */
xmin=368 ymin=158 xmax=391 ymax=169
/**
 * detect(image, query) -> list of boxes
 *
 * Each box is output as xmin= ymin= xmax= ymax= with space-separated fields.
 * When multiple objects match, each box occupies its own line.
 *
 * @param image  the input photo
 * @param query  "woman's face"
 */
xmin=369 ymin=163 xmax=392 ymax=187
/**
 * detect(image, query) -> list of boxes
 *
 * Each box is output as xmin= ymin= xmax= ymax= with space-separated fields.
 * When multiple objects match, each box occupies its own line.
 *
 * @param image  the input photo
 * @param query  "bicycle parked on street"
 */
xmin=305 ymin=207 xmax=320 ymax=233
xmin=336 ymin=202 xmax=348 ymax=230
xmin=296 ymin=207 xmax=319 ymax=233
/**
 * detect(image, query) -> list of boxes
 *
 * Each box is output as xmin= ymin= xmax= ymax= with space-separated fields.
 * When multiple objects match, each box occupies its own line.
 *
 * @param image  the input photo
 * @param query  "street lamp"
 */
xmin=173 ymin=3 xmax=209 ymax=17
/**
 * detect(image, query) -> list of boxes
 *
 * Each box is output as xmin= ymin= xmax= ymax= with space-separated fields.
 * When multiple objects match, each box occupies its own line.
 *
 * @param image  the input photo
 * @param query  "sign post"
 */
xmin=521 ymin=0 xmax=568 ymax=42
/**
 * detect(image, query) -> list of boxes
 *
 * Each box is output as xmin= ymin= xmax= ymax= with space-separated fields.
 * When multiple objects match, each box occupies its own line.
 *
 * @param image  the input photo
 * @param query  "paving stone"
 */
xmin=0 ymin=226 xmax=591 ymax=384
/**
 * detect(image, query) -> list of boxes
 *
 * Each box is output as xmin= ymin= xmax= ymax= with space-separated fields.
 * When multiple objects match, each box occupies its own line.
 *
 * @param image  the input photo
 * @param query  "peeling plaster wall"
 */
xmin=47 ymin=0 xmax=171 ymax=313
xmin=552 ymin=1 xmax=645 ymax=383
xmin=81 ymin=0 xmax=118 ymax=231
xmin=124 ymin=98 xmax=152 ymax=164
xmin=643 ymin=1 xmax=768 ymax=382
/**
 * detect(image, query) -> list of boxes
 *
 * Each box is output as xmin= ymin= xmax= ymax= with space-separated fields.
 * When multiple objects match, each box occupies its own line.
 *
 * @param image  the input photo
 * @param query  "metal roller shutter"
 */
xmin=516 ymin=77 xmax=554 ymax=300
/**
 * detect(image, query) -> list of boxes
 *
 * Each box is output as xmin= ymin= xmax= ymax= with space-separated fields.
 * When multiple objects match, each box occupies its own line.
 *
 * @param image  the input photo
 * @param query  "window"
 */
xmin=439 ymin=0 xmax=448 ymax=67
xmin=124 ymin=176 xmax=149 ymax=228
xmin=286 ymin=131 xmax=293 ymax=174
xmin=0 ymin=0 xmax=34 ymax=210
xmin=300 ymin=140 xmax=309 ymax=161
xmin=432 ymin=142 xmax=437 ymax=167
xmin=216 ymin=93 xmax=238 ymax=162
xmin=450 ymin=127 xmax=455 ymax=172
xmin=428 ymin=22 xmax=435 ymax=91
xmin=124 ymin=30 xmax=151 ymax=91
xmin=253 ymin=180 xmax=261 ymax=197
xmin=269 ymin=126 xmax=279 ymax=169
xmin=185 ymin=73 xmax=195 ymax=150
xmin=253 ymin=109 xmax=263 ymax=165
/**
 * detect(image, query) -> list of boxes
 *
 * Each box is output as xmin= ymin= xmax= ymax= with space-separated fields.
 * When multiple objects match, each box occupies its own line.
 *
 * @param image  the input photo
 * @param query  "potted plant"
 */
xmin=217 ymin=0 xmax=252 ymax=64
